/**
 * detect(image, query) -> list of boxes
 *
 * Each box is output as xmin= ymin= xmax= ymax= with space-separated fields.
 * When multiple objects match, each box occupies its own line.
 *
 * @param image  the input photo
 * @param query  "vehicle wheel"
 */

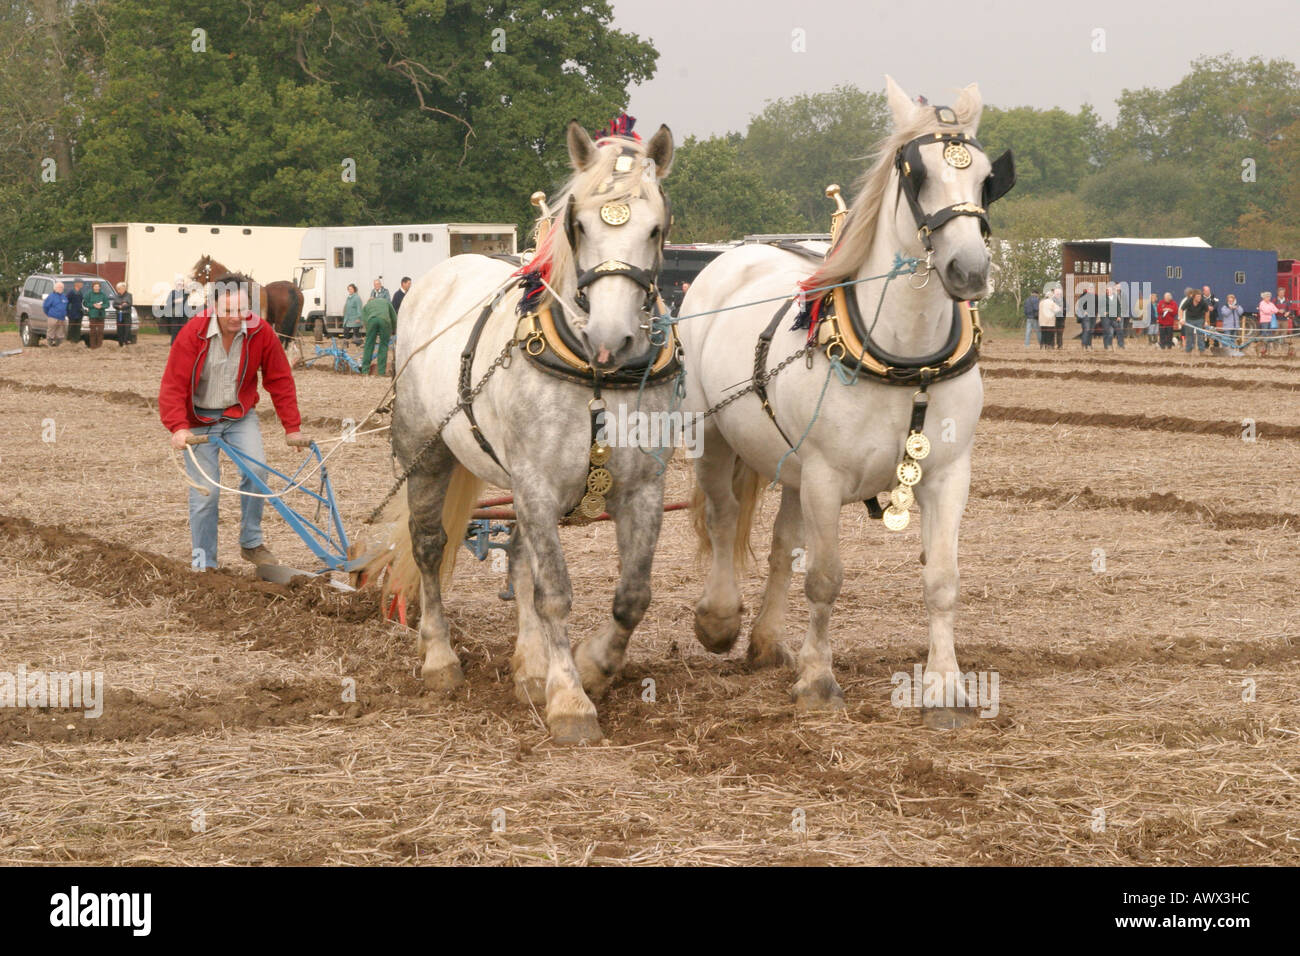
xmin=19 ymin=320 xmax=34 ymax=347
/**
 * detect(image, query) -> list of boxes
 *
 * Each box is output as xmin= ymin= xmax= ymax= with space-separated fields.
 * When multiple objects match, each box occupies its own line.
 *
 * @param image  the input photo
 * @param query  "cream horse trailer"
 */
xmin=92 ymin=222 xmax=309 ymax=319
xmin=297 ymin=224 xmax=517 ymax=335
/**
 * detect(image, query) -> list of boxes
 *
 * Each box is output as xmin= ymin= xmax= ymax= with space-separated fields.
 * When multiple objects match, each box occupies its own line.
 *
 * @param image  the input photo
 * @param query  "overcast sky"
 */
xmin=611 ymin=0 xmax=1300 ymax=139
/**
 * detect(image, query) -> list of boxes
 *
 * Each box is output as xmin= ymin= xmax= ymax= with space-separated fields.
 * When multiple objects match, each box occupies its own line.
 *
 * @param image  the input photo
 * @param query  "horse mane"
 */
xmin=801 ymin=87 xmax=983 ymax=294
xmin=521 ymin=135 xmax=665 ymax=322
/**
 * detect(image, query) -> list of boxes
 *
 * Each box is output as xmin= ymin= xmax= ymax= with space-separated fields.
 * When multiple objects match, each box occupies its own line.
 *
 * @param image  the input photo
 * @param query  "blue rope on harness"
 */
xmin=770 ymin=251 xmax=921 ymax=484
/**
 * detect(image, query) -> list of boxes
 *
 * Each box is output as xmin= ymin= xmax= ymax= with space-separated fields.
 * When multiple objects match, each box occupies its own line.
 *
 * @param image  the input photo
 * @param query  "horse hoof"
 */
xmin=548 ymin=713 xmax=604 ymax=746
xmin=746 ymin=639 xmax=794 ymax=670
xmin=513 ymin=677 xmax=547 ymax=707
xmin=792 ymin=675 xmax=846 ymax=712
xmin=421 ymin=661 xmax=465 ymax=695
xmin=574 ymin=645 xmax=618 ymax=698
xmin=922 ymin=707 xmax=979 ymax=730
xmin=693 ymin=606 xmax=742 ymax=654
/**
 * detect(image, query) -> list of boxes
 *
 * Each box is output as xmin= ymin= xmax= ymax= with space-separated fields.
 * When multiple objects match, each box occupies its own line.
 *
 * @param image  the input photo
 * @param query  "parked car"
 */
xmin=16 ymin=273 xmax=126 ymax=347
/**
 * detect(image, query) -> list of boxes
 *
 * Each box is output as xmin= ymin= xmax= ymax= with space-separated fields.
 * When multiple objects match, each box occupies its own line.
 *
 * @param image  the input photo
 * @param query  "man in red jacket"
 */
xmin=159 ymin=273 xmax=305 ymax=571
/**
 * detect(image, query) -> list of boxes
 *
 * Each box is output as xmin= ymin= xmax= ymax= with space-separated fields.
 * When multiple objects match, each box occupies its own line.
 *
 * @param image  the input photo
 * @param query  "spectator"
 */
xmin=115 ymin=282 xmax=134 ymax=347
xmin=1257 ymin=291 xmax=1280 ymax=356
xmin=370 ymin=277 xmax=390 ymax=301
xmin=360 ymin=295 xmax=396 ymax=376
xmin=1156 ymin=292 xmax=1179 ymax=349
xmin=1182 ymin=290 xmax=1211 ymax=353
xmin=1219 ymin=293 xmax=1244 ymax=356
xmin=1101 ymin=282 xmax=1125 ymax=350
xmin=341 ymin=283 xmax=363 ymax=344
xmin=1023 ymin=291 xmax=1040 ymax=348
xmin=158 ymin=272 xmax=304 ymax=571
xmin=84 ymin=280 xmax=109 ymax=349
xmin=1038 ymin=288 xmax=1062 ymax=349
xmin=392 ymin=276 xmax=411 ymax=314
xmin=391 ymin=276 xmax=411 ymax=336
xmin=1076 ymin=286 xmax=1094 ymax=349
xmin=67 ymin=279 xmax=86 ymax=346
xmin=162 ymin=280 xmax=188 ymax=343
xmin=42 ymin=280 xmax=69 ymax=347
xmin=1146 ymin=295 xmax=1159 ymax=346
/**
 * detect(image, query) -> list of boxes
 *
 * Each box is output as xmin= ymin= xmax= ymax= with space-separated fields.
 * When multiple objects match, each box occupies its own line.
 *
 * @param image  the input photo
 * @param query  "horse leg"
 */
xmin=406 ymin=448 xmax=464 ymax=693
xmin=575 ymin=477 xmax=663 ymax=698
xmin=512 ymin=484 xmax=602 ymax=744
xmin=791 ymin=465 xmax=845 ymax=710
xmin=509 ymin=529 xmax=548 ymax=707
xmin=692 ymin=424 xmax=744 ymax=653
xmin=915 ymin=459 xmax=978 ymax=729
xmin=747 ymin=485 xmax=799 ymax=669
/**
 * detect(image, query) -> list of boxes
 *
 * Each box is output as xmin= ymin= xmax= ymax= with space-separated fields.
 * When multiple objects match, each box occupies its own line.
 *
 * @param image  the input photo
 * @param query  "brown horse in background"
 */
xmin=191 ymin=255 xmax=305 ymax=358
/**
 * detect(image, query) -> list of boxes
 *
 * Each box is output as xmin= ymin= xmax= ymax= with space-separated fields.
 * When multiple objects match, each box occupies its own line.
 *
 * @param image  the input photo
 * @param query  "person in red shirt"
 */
xmin=159 ymin=273 xmax=305 ymax=570
xmin=1156 ymin=291 xmax=1179 ymax=350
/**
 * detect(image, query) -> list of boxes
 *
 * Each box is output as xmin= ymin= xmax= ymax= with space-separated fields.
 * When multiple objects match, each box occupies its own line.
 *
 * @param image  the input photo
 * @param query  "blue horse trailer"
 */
xmin=1062 ymin=240 xmax=1278 ymax=319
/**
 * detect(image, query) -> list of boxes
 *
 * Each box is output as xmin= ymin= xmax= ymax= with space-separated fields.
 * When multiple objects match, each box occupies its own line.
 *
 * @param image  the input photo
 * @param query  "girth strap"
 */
xmin=459 ymin=298 xmax=507 ymax=471
xmin=754 ymin=298 xmax=800 ymax=448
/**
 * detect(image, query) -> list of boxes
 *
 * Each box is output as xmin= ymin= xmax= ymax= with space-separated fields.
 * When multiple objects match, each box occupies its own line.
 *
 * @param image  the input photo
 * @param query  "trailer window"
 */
xmin=109 ymin=234 xmax=117 ymax=249
xmin=422 ymin=233 xmax=433 ymax=243
xmin=1166 ymin=266 xmax=1182 ymax=280
xmin=393 ymin=233 xmax=403 ymax=252
xmin=334 ymin=247 xmax=354 ymax=268
xmin=1235 ymin=271 xmax=1245 ymax=284
xmin=409 ymin=233 xmax=418 ymax=242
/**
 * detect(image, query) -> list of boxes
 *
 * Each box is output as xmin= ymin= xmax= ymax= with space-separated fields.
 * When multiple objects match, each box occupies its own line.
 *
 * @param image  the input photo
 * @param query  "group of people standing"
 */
xmin=341 ymin=275 xmax=407 ymax=375
xmin=1024 ymin=284 xmax=1293 ymax=356
xmin=40 ymin=277 xmax=135 ymax=348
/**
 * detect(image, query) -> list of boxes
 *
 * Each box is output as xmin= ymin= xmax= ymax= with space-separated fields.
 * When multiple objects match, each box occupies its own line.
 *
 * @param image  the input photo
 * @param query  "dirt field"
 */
xmin=1 ymin=328 xmax=1297 ymax=865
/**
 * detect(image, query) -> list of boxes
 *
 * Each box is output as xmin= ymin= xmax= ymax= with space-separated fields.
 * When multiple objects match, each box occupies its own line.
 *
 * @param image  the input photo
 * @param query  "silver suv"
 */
xmin=16 ymin=273 xmax=129 ymax=347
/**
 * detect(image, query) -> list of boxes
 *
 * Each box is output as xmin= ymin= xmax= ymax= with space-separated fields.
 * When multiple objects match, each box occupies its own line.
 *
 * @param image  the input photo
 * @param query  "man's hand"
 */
xmin=171 ymin=428 xmax=195 ymax=450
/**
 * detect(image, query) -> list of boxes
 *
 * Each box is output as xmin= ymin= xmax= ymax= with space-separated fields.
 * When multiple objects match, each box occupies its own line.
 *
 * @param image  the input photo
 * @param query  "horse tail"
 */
xmin=372 ymin=462 xmax=485 ymax=611
xmin=691 ymin=457 xmax=761 ymax=570
xmin=730 ymin=459 xmax=761 ymax=570
xmin=285 ymin=286 xmax=303 ymax=339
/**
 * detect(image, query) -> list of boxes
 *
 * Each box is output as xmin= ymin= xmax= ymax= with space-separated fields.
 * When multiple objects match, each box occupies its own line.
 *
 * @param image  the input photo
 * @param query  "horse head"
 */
xmin=548 ymin=120 xmax=675 ymax=372
xmin=884 ymin=77 xmax=1014 ymax=301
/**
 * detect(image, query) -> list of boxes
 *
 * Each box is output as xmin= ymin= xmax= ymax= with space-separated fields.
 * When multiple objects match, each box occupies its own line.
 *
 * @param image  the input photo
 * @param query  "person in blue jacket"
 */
xmin=42 ymin=281 xmax=70 ymax=346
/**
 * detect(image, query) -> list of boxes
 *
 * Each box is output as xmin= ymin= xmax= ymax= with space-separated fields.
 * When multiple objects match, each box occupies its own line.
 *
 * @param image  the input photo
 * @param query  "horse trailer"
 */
xmin=297 ymin=224 xmax=517 ymax=336
xmin=92 ymin=222 xmax=309 ymax=318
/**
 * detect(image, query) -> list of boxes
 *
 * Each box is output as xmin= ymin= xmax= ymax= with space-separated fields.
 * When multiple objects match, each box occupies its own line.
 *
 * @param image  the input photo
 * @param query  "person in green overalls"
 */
xmin=360 ymin=295 xmax=396 ymax=376
xmin=84 ymin=281 xmax=110 ymax=349
xmin=341 ymin=283 xmax=363 ymax=343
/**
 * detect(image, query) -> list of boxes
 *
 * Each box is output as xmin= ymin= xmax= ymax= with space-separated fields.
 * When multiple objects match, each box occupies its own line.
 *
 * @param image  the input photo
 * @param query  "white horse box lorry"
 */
xmin=296 ymin=224 xmax=517 ymax=335
xmin=92 ymin=222 xmax=517 ymax=333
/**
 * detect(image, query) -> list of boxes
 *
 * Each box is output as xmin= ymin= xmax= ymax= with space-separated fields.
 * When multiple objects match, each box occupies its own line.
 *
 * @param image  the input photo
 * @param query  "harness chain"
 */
xmin=365 ymin=338 xmax=516 ymax=525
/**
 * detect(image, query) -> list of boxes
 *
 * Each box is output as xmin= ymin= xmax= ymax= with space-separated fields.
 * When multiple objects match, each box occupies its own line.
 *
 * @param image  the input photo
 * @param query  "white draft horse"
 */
xmin=379 ymin=122 xmax=676 ymax=744
xmin=681 ymin=78 xmax=1013 ymax=727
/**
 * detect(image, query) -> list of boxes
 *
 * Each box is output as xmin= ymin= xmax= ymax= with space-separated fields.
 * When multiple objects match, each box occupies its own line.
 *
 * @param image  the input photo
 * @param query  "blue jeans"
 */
xmin=185 ymin=410 xmax=267 ymax=568
xmin=1101 ymin=316 xmax=1125 ymax=348
xmin=1079 ymin=319 xmax=1093 ymax=348
xmin=1183 ymin=318 xmax=1206 ymax=352
xmin=1024 ymin=317 xmax=1039 ymax=345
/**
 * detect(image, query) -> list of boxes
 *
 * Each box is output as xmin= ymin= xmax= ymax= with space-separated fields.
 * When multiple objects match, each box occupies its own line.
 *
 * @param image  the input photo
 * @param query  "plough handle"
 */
xmin=185 ymin=435 xmax=209 ymax=445
xmin=286 ymin=436 xmax=314 ymax=448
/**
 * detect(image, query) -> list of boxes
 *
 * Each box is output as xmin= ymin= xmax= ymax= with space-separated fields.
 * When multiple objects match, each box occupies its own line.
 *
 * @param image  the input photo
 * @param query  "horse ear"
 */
xmin=567 ymin=119 xmax=598 ymax=171
xmin=956 ymin=82 xmax=984 ymax=132
xmin=645 ymin=125 xmax=674 ymax=178
xmin=885 ymin=75 xmax=919 ymax=128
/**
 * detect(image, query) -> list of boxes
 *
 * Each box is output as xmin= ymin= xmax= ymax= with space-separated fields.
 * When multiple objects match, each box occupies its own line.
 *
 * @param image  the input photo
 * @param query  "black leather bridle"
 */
xmin=894 ymin=109 xmax=1016 ymax=254
xmin=560 ymin=144 xmax=672 ymax=316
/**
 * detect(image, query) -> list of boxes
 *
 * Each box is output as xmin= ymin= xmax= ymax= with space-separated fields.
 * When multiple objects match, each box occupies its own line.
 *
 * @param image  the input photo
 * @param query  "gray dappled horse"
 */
xmin=378 ymin=122 xmax=677 ymax=744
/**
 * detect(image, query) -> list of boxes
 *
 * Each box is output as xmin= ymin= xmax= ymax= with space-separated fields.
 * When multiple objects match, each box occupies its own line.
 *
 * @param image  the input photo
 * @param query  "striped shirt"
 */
xmin=194 ymin=314 xmax=246 ymax=409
